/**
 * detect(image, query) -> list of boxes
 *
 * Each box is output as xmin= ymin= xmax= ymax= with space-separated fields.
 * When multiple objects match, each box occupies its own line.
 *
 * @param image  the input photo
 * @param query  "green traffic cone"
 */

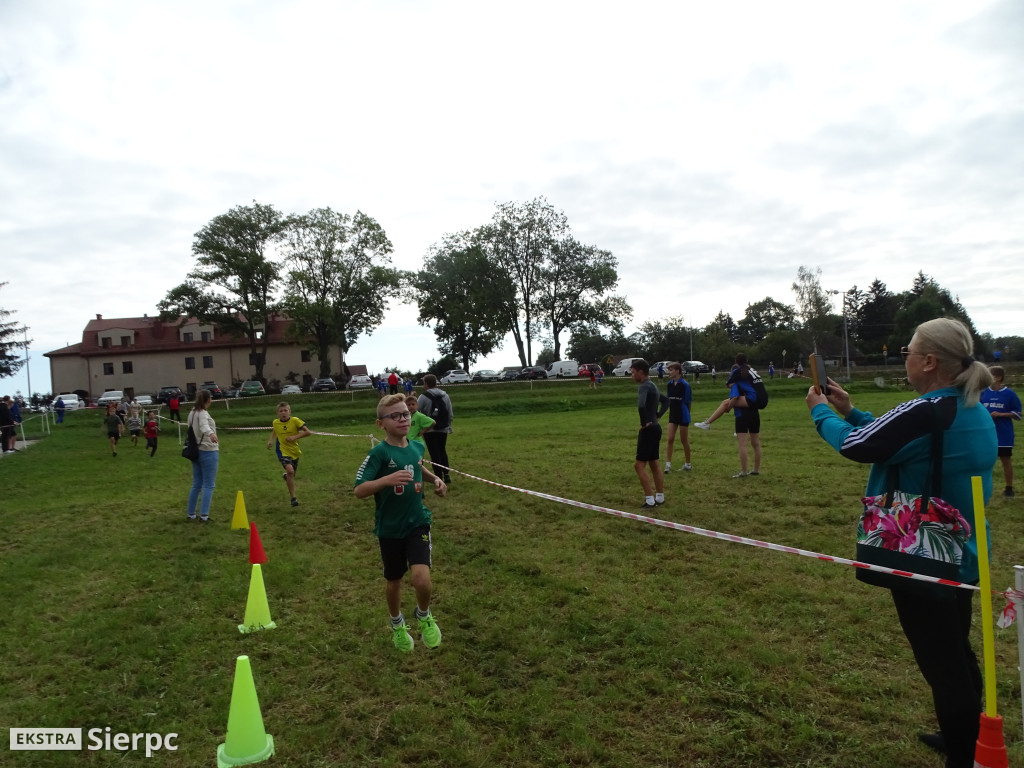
xmin=217 ymin=655 xmax=274 ymax=767
xmin=238 ymin=564 xmax=277 ymax=634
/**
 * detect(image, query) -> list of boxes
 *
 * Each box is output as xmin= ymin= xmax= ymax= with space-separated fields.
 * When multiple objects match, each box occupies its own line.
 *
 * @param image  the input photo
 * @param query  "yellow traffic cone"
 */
xmin=217 ymin=655 xmax=274 ymax=768
xmin=231 ymin=491 xmax=249 ymax=530
xmin=238 ymin=564 xmax=277 ymax=634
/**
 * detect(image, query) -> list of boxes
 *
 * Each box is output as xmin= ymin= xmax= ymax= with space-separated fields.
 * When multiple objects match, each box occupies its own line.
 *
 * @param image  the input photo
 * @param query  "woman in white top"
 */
xmin=187 ymin=389 xmax=219 ymax=521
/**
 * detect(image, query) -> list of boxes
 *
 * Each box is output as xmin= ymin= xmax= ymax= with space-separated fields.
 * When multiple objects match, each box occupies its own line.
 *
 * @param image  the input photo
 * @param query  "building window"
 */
xmin=203 ymin=356 xmax=213 ymax=369
xmin=301 ymin=350 xmax=311 ymax=362
xmin=183 ymin=332 xmax=194 ymax=343
xmin=101 ymin=337 xmax=111 ymax=348
xmin=185 ymin=357 xmax=196 ymax=370
xmin=121 ymin=335 xmax=130 ymax=346
xmin=201 ymin=331 xmax=211 ymax=342
xmin=103 ymin=362 xmax=114 ymax=375
xmin=122 ymin=361 xmax=133 ymax=374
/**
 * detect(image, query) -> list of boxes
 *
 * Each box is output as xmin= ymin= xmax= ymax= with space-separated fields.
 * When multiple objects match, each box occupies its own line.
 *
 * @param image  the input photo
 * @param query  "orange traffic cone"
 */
xmin=216 ymin=655 xmax=274 ymax=768
xmin=974 ymin=713 xmax=1009 ymax=768
xmin=231 ymin=491 xmax=249 ymax=530
xmin=249 ymin=523 xmax=268 ymax=565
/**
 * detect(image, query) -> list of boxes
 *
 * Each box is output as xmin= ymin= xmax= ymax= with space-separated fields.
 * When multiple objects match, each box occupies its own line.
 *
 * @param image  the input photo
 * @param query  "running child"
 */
xmin=104 ymin=403 xmax=123 ymax=457
xmin=405 ymin=395 xmax=435 ymax=446
xmin=144 ymin=411 xmax=159 ymax=457
xmin=267 ymin=401 xmax=313 ymax=507
xmin=354 ymin=393 xmax=447 ymax=652
xmin=127 ymin=411 xmax=142 ymax=447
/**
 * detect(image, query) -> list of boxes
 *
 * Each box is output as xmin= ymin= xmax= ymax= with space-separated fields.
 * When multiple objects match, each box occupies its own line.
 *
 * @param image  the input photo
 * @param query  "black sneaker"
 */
xmin=291 ymin=498 xmax=299 ymax=507
xmin=639 ymin=501 xmax=657 ymax=509
xmin=917 ymin=731 xmax=945 ymax=755
xmin=1005 ymin=488 xmax=1015 ymax=498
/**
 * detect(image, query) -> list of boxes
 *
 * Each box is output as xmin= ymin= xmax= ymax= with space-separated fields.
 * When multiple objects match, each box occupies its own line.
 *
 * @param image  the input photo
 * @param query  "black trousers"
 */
xmin=423 ymin=432 xmax=450 ymax=478
xmin=891 ymin=586 xmax=982 ymax=768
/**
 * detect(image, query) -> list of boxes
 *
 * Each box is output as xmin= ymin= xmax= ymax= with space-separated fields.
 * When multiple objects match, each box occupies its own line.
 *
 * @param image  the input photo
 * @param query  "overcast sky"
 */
xmin=2 ymin=0 xmax=1022 ymax=396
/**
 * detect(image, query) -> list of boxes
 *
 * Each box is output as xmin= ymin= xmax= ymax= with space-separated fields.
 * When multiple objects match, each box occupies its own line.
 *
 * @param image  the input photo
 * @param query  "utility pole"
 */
xmin=22 ymin=326 xmax=31 ymax=398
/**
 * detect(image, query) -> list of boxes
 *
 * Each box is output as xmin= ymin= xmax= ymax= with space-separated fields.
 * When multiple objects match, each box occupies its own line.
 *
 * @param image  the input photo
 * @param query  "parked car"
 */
xmin=201 ymin=382 xmax=225 ymax=399
xmin=157 ymin=386 xmax=185 ymax=404
xmin=281 ymin=384 xmax=303 ymax=395
xmin=97 ymin=390 xmax=124 ymax=407
xmin=239 ymin=380 xmax=266 ymax=397
xmin=224 ymin=388 xmax=239 ymax=399
xmin=52 ymin=393 xmax=83 ymax=411
xmin=134 ymin=394 xmax=154 ymax=406
xmin=577 ymin=364 xmax=603 ymax=377
xmin=349 ymin=374 xmax=373 ymax=389
xmin=440 ymin=370 xmax=471 ymax=385
xmin=546 ymin=360 xmax=579 ymax=378
xmin=472 ymin=369 xmax=500 ymax=382
xmin=311 ymin=378 xmax=337 ymax=392
xmin=517 ymin=366 xmax=548 ymax=380
xmin=682 ymin=360 xmax=710 ymax=374
xmin=652 ymin=361 xmax=675 ymax=376
xmin=499 ymin=369 xmax=521 ymax=381
xmin=612 ymin=357 xmax=645 ymax=377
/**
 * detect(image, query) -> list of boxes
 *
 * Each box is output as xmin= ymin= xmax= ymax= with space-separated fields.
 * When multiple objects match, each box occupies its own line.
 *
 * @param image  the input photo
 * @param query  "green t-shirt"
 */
xmin=407 ymin=410 xmax=435 ymax=445
xmin=354 ymin=439 xmax=432 ymax=539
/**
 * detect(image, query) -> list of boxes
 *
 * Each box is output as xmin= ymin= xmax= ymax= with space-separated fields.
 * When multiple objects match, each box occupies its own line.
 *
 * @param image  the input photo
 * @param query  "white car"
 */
xmin=281 ymin=384 xmax=303 ymax=395
xmin=97 ymin=390 xmax=124 ymax=406
xmin=134 ymin=394 xmax=154 ymax=406
xmin=52 ymin=394 xmax=83 ymax=410
xmin=349 ymin=375 xmax=373 ymax=389
xmin=440 ymin=370 xmax=471 ymax=384
xmin=612 ymin=358 xmax=644 ymax=376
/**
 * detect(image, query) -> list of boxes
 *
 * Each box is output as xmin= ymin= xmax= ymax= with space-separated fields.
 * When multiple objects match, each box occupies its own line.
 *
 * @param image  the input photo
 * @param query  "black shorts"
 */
xmin=278 ymin=456 xmax=300 ymax=473
xmin=998 ymin=446 xmax=1013 ymax=458
xmin=379 ymin=525 xmax=432 ymax=581
xmin=130 ymin=429 xmax=141 ymax=437
xmin=636 ymin=423 xmax=662 ymax=462
xmin=107 ymin=432 xmax=120 ymax=442
xmin=735 ymin=410 xmax=761 ymax=434
xmin=668 ymin=404 xmax=691 ymax=426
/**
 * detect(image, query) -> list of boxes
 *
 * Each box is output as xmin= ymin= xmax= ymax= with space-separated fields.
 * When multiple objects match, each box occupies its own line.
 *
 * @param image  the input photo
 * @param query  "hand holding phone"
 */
xmin=809 ymin=353 xmax=830 ymax=396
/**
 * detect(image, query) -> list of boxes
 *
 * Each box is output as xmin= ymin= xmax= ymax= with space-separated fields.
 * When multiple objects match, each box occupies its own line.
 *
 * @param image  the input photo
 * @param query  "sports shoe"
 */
xmin=199 ymin=516 xmax=210 ymax=523
xmin=917 ymin=731 xmax=946 ymax=755
xmin=694 ymin=422 xmax=711 ymax=431
xmin=664 ymin=462 xmax=671 ymax=472
xmin=732 ymin=472 xmax=748 ymax=478
xmin=639 ymin=501 xmax=657 ymax=509
xmin=187 ymin=515 xmax=197 ymax=521
xmin=392 ymin=621 xmax=415 ymax=652
xmin=1005 ymin=488 xmax=1016 ymax=498
xmin=749 ymin=470 xmax=760 ymax=476
xmin=418 ymin=614 xmax=442 ymax=649
xmin=682 ymin=463 xmax=692 ymax=471
xmin=291 ymin=498 xmax=299 ymax=507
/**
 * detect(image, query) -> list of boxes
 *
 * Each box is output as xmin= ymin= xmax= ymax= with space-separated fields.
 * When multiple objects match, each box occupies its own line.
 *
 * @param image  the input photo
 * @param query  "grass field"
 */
xmin=3 ymin=375 xmax=1023 ymax=767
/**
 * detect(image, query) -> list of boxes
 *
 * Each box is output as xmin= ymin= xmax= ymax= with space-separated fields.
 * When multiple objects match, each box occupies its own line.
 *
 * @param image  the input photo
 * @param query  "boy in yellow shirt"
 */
xmin=267 ymin=401 xmax=313 ymax=507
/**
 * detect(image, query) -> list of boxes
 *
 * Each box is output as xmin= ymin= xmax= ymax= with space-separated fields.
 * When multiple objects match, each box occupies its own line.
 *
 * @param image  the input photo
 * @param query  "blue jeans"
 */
xmin=188 ymin=449 xmax=219 ymax=519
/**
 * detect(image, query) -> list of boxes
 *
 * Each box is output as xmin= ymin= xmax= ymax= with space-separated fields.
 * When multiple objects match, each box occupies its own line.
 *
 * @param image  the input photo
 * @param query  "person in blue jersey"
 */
xmin=630 ymin=359 xmax=669 ymax=508
xmin=663 ymin=362 xmax=692 ymax=472
xmin=807 ymin=318 xmax=996 ymax=768
xmin=695 ymin=353 xmax=763 ymax=477
xmin=980 ymin=365 xmax=1021 ymax=498
xmin=355 ymin=394 xmax=447 ymax=653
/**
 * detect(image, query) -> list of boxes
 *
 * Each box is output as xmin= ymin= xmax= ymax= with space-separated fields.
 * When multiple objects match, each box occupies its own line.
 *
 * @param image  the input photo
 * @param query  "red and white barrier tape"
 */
xmin=426 ymin=462 xmax=1017 ymax=605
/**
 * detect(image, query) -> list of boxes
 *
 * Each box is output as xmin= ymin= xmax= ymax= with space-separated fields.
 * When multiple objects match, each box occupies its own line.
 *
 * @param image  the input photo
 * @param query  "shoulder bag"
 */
xmin=181 ymin=413 xmax=200 ymax=462
xmin=855 ymin=400 xmax=971 ymax=599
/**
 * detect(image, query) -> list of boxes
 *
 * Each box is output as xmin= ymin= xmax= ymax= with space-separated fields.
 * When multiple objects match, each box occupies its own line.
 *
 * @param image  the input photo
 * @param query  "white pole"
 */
xmin=1015 ymin=565 xmax=1024 ymax=735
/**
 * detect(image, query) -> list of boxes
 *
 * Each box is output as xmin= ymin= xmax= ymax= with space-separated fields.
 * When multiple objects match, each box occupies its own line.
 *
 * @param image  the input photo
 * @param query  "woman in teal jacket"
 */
xmin=806 ymin=318 xmax=996 ymax=768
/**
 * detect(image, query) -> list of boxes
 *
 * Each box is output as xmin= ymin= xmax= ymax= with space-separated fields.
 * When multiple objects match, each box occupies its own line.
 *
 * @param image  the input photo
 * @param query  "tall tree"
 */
xmin=791 ymin=265 xmax=836 ymax=351
xmin=708 ymin=310 xmax=740 ymax=343
xmin=0 ymin=282 xmax=27 ymax=378
xmin=158 ymin=201 xmax=286 ymax=382
xmin=536 ymin=237 xmax=631 ymax=359
xmin=414 ymin=239 xmax=513 ymax=371
xmin=476 ymin=197 xmax=567 ymax=366
xmin=736 ymin=298 xmax=796 ymax=345
xmin=278 ymin=207 xmax=399 ymax=377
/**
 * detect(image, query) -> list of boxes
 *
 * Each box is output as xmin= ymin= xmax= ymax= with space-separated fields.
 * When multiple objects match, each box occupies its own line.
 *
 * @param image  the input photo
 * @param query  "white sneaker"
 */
xmin=732 ymin=472 xmax=748 ymax=478
xmin=694 ymin=422 xmax=710 ymax=431
xmin=682 ymin=463 xmax=692 ymax=471
xmin=664 ymin=462 xmax=671 ymax=472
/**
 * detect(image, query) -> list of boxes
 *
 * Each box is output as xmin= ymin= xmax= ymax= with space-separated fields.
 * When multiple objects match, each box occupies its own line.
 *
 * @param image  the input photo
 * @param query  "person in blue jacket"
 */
xmin=806 ymin=317 xmax=996 ymax=768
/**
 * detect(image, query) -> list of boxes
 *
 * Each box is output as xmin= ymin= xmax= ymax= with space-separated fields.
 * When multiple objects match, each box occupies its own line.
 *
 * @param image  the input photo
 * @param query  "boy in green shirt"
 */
xmin=355 ymin=394 xmax=447 ymax=652
xmin=405 ymin=394 xmax=435 ymax=446
xmin=267 ymin=401 xmax=313 ymax=507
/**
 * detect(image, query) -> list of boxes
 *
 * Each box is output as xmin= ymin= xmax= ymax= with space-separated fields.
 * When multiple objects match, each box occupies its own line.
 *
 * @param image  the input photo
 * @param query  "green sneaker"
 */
xmin=392 ymin=621 xmax=415 ymax=653
xmin=418 ymin=614 xmax=442 ymax=649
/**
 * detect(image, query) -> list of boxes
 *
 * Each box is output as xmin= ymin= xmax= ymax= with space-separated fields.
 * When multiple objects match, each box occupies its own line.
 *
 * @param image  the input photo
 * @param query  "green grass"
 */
xmin=3 ymin=376 xmax=1023 ymax=767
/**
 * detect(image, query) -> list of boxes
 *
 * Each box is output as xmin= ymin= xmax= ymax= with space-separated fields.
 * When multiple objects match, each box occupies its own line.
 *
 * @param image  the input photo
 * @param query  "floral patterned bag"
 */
xmin=855 ymin=400 xmax=970 ymax=598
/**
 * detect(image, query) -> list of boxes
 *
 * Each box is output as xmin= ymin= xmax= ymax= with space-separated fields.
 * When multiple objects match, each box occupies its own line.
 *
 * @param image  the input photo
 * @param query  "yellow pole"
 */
xmin=972 ymin=475 xmax=998 ymax=717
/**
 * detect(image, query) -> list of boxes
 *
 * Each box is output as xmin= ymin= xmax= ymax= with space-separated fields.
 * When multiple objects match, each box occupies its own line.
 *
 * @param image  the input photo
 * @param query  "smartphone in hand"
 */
xmin=809 ymin=353 xmax=830 ymax=396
